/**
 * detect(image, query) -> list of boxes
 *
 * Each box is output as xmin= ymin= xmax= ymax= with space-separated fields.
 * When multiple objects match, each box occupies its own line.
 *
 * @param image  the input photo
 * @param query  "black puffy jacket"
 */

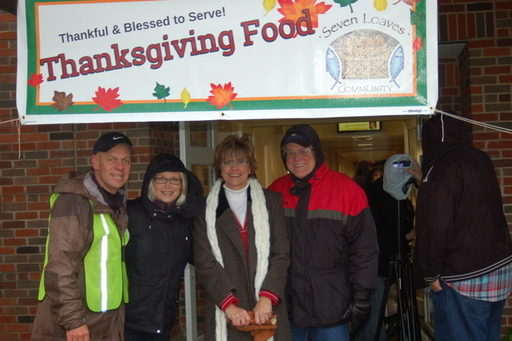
xmin=125 ymin=154 xmax=203 ymax=334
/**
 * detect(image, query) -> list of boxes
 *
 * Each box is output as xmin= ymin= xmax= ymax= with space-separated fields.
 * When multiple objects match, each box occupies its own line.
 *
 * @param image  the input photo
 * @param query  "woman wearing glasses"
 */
xmin=194 ymin=134 xmax=291 ymax=340
xmin=124 ymin=153 xmax=204 ymax=341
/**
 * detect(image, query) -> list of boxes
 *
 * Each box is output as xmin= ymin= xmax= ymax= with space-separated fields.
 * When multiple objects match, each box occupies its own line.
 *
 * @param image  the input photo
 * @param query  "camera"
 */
xmin=392 ymin=160 xmax=411 ymax=168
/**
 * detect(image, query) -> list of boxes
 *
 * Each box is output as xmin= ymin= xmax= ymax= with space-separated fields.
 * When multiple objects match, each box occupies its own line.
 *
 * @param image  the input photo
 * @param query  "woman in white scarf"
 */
xmin=193 ymin=135 xmax=291 ymax=341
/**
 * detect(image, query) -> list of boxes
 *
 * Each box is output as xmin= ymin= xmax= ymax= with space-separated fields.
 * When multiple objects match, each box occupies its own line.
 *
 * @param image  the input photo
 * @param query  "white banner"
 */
xmin=17 ymin=0 xmax=438 ymax=124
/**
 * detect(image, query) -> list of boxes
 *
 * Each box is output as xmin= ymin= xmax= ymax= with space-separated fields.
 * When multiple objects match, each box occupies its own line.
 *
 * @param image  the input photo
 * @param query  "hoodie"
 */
xmin=414 ymin=114 xmax=512 ymax=286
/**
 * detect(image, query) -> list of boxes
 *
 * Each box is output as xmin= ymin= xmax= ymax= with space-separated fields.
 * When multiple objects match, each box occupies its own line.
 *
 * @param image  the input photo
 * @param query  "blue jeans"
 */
xmin=431 ymin=281 xmax=506 ymax=341
xmin=289 ymin=321 xmax=350 ymax=341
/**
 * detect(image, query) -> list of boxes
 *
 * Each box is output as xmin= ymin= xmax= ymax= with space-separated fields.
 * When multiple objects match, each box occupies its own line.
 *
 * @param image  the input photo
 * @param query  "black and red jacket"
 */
xmin=269 ymin=163 xmax=378 ymax=327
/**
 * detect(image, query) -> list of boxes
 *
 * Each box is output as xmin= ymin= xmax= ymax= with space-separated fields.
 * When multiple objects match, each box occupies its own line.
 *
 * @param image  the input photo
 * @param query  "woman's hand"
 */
xmin=225 ymin=304 xmax=251 ymax=327
xmin=253 ymin=296 xmax=272 ymax=325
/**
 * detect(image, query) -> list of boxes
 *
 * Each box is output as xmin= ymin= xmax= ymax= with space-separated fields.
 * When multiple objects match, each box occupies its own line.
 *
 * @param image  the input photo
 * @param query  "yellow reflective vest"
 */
xmin=38 ymin=193 xmax=129 ymax=312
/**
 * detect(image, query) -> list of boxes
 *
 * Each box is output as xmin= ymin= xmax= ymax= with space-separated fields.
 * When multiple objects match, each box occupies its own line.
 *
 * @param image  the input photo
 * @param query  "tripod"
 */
xmin=374 ymin=199 xmax=421 ymax=341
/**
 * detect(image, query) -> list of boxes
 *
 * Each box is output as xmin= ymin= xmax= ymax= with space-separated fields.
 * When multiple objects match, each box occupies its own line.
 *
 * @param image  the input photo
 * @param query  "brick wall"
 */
xmin=1 ymin=0 xmax=512 ymax=340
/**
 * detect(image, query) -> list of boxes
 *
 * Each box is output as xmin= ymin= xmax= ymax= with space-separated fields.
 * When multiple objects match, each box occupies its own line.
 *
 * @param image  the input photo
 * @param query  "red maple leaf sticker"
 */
xmin=206 ymin=82 xmax=237 ymax=110
xmin=92 ymin=86 xmax=124 ymax=112
xmin=278 ymin=0 xmax=332 ymax=30
xmin=413 ymin=36 xmax=423 ymax=52
xmin=27 ymin=73 xmax=44 ymax=88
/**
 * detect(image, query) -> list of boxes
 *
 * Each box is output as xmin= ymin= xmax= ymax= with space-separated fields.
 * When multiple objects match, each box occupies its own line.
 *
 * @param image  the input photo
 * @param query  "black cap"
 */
xmin=93 ymin=132 xmax=134 ymax=155
xmin=282 ymin=133 xmax=312 ymax=148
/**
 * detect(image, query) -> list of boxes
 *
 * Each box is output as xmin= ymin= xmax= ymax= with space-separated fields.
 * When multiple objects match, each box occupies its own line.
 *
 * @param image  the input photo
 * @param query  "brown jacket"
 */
xmin=194 ymin=186 xmax=291 ymax=340
xmin=31 ymin=170 xmax=128 ymax=341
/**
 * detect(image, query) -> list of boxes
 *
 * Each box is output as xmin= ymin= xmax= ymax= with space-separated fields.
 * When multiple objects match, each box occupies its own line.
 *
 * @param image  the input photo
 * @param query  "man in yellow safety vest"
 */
xmin=31 ymin=132 xmax=134 ymax=341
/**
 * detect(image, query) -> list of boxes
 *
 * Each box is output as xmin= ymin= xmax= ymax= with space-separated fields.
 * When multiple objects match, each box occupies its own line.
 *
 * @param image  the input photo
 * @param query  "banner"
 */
xmin=17 ymin=0 xmax=438 ymax=125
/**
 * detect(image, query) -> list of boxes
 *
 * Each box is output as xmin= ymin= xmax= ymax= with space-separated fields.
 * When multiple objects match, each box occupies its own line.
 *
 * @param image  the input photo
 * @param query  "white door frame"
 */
xmin=179 ymin=121 xmax=217 ymax=341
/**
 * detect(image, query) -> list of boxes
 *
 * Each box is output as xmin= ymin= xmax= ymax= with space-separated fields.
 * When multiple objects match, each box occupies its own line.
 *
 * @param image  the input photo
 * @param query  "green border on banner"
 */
xmin=23 ymin=0 xmax=431 ymax=117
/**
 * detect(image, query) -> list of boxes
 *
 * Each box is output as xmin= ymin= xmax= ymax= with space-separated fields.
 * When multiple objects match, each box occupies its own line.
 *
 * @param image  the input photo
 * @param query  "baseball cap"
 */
xmin=282 ymin=133 xmax=312 ymax=148
xmin=93 ymin=132 xmax=135 ymax=155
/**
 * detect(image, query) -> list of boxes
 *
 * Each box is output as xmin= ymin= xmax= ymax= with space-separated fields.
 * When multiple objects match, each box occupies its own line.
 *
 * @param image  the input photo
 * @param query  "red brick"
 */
xmin=496 ymin=1 xmax=512 ymax=10
xmin=14 ymin=229 xmax=39 ymax=237
xmin=1 ymin=186 xmax=25 ymax=195
xmin=22 ymin=133 xmax=49 ymax=142
xmin=0 ymin=316 xmax=16 ymax=324
xmin=499 ymin=75 xmax=512 ymax=83
xmin=0 ymin=264 xmax=15 ymax=272
xmin=26 ymin=168 xmax=50 ymax=176
xmin=14 ymin=212 xmax=38 ymax=220
xmin=6 ymin=324 xmax=30 ymax=332
xmin=483 ymin=48 xmax=512 ymax=57
xmin=484 ymin=66 xmax=511 ymax=74
xmin=3 ymin=238 xmax=26 ymax=246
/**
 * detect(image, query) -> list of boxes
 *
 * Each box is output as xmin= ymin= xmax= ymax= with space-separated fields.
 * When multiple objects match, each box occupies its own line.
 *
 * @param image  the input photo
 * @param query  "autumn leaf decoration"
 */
xmin=181 ymin=88 xmax=191 ymax=108
xmin=206 ymin=82 xmax=237 ymax=110
xmin=278 ymin=0 xmax=332 ymax=29
xmin=92 ymin=86 xmax=124 ymax=112
xmin=413 ymin=36 xmax=423 ymax=52
xmin=28 ymin=73 xmax=44 ymax=88
xmin=51 ymin=91 xmax=74 ymax=113
xmin=153 ymin=82 xmax=171 ymax=103
xmin=263 ymin=0 xmax=277 ymax=16
xmin=393 ymin=0 xmax=420 ymax=6
xmin=332 ymin=0 xmax=357 ymax=13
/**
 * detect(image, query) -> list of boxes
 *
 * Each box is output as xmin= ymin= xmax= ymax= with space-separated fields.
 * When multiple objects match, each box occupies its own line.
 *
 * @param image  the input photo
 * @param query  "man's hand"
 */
xmin=405 ymin=158 xmax=423 ymax=187
xmin=340 ymin=291 xmax=372 ymax=336
xmin=429 ymin=279 xmax=443 ymax=292
xmin=66 ymin=324 xmax=89 ymax=341
xmin=225 ymin=304 xmax=251 ymax=327
xmin=253 ymin=296 xmax=272 ymax=325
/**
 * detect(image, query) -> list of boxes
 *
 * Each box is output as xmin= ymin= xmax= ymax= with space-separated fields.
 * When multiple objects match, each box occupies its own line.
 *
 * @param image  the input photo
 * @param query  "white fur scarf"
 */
xmin=205 ymin=178 xmax=272 ymax=341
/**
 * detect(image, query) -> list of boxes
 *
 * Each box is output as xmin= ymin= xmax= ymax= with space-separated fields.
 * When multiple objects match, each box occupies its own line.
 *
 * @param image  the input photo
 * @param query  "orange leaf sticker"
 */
xmin=206 ymin=82 xmax=237 ymax=110
xmin=278 ymin=0 xmax=332 ymax=29
xmin=51 ymin=91 xmax=74 ymax=113
xmin=394 ymin=0 xmax=420 ymax=6
xmin=92 ymin=86 xmax=124 ymax=112
xmin=28 ymin=73 xmax=44 ymax=88
xmin=413 ymin=36 xmax=423 ymax=52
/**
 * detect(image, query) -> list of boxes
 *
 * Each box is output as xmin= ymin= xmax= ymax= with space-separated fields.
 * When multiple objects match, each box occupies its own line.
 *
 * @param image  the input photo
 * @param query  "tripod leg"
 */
xmin=374 ymin=264 xmax=395 ymax=341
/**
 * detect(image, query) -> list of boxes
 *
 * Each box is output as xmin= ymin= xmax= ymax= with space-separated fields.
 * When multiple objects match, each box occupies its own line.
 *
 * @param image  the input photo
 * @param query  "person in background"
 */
xmin=31 ymin=132 xmax=134 ymax=341
xmin=353 ymin=160 xmax=371 ymax=188
xmin=193 ymin=134 xmax=291 ymax=340
xmin=268 ymin=124 xmax=378 ymax=341
xmin=414 ymin=113 xmax=512 ymax=341
xmin=356 ymin=166 xmax=415 ymax=341
xmin=124 ymin=153 xmax=203 ymax=341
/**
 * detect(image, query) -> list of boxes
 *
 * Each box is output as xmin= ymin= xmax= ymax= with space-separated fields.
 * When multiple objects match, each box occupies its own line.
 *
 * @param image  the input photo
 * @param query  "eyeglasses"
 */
xmin=220 ymin=160 xmax=250 ymax=167
xmin=283 ymin=148 xmax=314 ymax=158
xmin=153 ymin=177 xmax=181 ymax=185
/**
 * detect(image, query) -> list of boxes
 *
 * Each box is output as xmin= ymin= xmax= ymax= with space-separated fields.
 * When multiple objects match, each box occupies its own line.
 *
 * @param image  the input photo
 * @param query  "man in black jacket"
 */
xmin=414 ymin=113 xmax=512 ymax=341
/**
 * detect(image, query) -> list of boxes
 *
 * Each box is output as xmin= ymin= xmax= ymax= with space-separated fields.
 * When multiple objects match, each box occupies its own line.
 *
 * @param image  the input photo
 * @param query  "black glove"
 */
xmin=340 ymin=291 xmax=372 ymax=336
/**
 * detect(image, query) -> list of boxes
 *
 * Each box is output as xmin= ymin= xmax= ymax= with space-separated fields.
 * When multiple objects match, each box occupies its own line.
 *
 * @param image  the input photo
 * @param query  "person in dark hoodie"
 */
xmin=268 ymin=124 xmax=378 ymax=341
xmin=124 ymin=153 xmax=203 ymax=341
xmin=414 ymin=113 xmax=512 ymax=341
